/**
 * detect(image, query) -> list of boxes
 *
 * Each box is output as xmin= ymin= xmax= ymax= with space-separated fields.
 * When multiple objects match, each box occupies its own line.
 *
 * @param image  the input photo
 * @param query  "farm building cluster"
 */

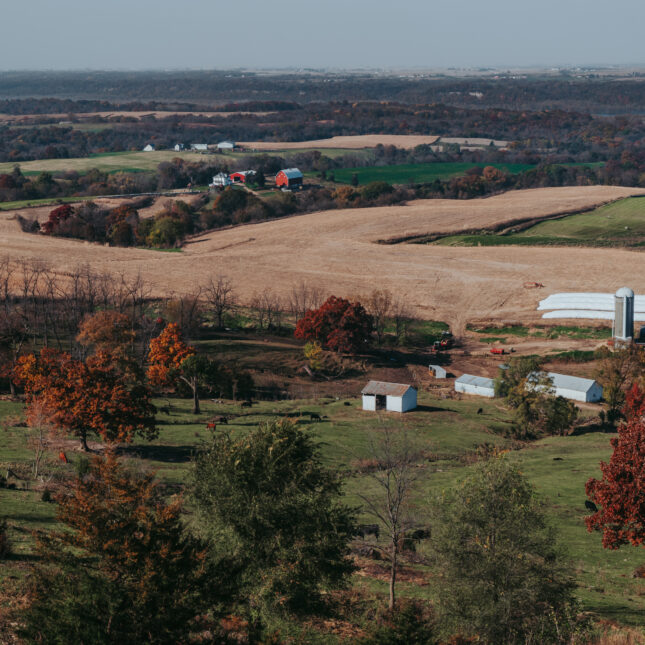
xmin=209 ymin=167 xmax=303 ymax=190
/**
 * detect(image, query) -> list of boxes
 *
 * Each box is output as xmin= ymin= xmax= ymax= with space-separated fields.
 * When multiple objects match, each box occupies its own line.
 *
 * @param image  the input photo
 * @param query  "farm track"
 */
xmin=1 ymin=186 xmax=645 ymax=331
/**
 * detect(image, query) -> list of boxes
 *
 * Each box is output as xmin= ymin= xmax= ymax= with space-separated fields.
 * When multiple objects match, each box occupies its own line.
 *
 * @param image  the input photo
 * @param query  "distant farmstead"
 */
xmin=230 ymin=170 xmax=257 ymax=183
xmin=361 ymin=381 xmax=417 ymax=413
xmin=275 ymin=168 xmax=303 ymax=189
xmin=217 ymin=141 xmax=236 ymax=150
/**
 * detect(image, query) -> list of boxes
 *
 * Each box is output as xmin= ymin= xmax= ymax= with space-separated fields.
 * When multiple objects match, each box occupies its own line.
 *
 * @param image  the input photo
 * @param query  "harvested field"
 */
xmin=0 ymin=110 xmax=273 ymax=122
xmin=238 ymin=134 xmax=440 ymax=150
xmin=1 ymin=186 xmax=644 ymax=331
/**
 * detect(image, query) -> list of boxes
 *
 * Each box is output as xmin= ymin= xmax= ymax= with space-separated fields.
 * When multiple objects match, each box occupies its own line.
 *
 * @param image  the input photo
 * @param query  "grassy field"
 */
xmin=435 ymin=196 xmax=645 ymax=248
xmin=0 ymin=150 xmax=208 ymax=175
xmin=332 ymin=162 xmax=536 ymax=185
xmin=468 ymin=323 xmax=612 ymax=341
xmin=0 ymin=370 xmax=643 ymax=629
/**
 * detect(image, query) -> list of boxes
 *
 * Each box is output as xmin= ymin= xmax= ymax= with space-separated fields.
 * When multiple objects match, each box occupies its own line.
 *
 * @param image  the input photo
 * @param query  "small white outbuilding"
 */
xmin=455 ymin=374 xmax=496 ymax=398
xmin=529 ymin=371 xmax=603 ymax=403
xmin=429 ymin=364 xmax=447 ymax=379
xmin=217 ymin=141 xmax=235 ymax=150
xmin=190 ymin=143 xmax=209 ymax=151
xmin=174 ymin=143 xmax=185 ymax=151
xmin=143 ymin=144 xmax=155 ymax=152
xmin=362 ymin=381 xmax=417 ymax=413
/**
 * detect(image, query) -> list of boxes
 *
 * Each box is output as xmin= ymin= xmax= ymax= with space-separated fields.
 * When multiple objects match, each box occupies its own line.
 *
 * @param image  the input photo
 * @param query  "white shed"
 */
xmin=143 ymin=144 xmax=155 ymax=152
xmin=361 ymin=381 xmax=417 ymax=413
xmin=190 ymin=143 xmax=209 ymax=151
xmin=174 ymin=143 xmax=185 ymax=151
xmin=455 ymin=374 xmax=496 ymax=398
xmin=429 ymin=364 xmax=447 ymax=379
xmin=217 ymin=141 xmax=235 ymax=150
xmin=529 ymin=371 xmax=603 ymax=403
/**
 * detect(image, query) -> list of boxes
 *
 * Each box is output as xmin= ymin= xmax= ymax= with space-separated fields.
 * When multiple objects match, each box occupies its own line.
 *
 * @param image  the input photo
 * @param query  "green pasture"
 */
xmin=435 ymin=196 xmax=645 ymax=248
xmin=333 ymin=162 xmax=536 ymax=185
xmin=0 ymin=381 xmax=643 ymax=626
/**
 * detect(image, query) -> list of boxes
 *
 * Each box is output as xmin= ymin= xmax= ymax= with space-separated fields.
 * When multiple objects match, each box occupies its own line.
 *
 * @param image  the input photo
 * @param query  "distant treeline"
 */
xmin=3 ymin=71 xmax=645 ymax=112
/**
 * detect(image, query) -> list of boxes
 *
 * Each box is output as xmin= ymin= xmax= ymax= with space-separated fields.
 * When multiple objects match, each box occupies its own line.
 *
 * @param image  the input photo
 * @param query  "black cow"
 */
xmin=309 ymin=412 xmax=321 ymax=421
xmin=585 ymin=500 xmax=598 ymax=513
xmin=240 ymin=401 xmax=253 ymax=408
xmin=356 ymin=524 xmax=380 ymax=540
xmin=476 ymin=408 xmax=483 ymax=415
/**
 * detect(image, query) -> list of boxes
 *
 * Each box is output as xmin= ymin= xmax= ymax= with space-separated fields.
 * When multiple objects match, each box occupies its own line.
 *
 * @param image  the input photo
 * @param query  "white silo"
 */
xmin=614 ymin=287 xmax=635 ymax=341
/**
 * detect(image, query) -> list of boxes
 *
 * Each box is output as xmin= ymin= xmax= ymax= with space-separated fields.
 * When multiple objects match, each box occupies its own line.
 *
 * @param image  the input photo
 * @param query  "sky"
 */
xmin=1 ymin=0 xmax=644 ymax=71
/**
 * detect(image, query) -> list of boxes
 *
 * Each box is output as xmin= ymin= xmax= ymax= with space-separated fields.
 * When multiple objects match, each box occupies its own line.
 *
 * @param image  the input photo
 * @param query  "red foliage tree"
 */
xmin=41 ymin=204 xmax=74 ymax=235
xmin=294 ymin=295 xmax=373 ymax=354
xmin=15 ymin=348 xmax=156 ymax=451
xmin=585 ymin=384 xmax=645 ymax=549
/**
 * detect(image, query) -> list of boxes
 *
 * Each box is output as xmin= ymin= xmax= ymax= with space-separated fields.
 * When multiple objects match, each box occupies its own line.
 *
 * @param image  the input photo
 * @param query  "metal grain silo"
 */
xmin=614 ymin=287 xmax=635 ymax=341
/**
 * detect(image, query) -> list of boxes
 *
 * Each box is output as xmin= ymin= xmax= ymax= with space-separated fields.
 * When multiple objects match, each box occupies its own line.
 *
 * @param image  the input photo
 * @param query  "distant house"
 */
xmin=528 ymin=371 xmax=603 ymax=403
xmin=275 ymin=168 xmax=303 ymax=189
xmin=455 ymin=374 xmax=496 ymax=398
xmin=174 ymin=143 xmax=185 ymax=151
xmin=143 ymin=144 xmax=155 ymax=152
xmin=190 ymin=143 xmax=209 ymax=151
xmin=230 ymin=170 xmax=257 ymax=183
xmin=217 ymin=141 xmax=235 ymax=150
xmin=362 ymin=381 xmax=417 ymax=413
xmin=210 ymin=173 xmax=233 ymax=188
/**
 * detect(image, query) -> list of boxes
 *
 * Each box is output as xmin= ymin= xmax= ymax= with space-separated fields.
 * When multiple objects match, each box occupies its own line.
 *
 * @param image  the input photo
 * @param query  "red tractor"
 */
xmin=431 ymin=331 xmax=455 ymax=353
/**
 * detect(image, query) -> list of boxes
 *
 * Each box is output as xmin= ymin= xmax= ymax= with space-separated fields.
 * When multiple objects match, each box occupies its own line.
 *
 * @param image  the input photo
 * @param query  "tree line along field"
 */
xmin=0 ymin=351 xmax=643 ymax=633
xmin=433 ymin=196 xmax=645 ymax=248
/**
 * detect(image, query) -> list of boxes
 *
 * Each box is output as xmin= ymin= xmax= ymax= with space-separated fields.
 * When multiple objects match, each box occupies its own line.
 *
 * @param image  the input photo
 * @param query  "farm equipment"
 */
xmin=523 ymin=281 xmax=545 ymax=289
xmin=431 ymin=331 xmax=455 ymax=353
xmin=490 ymin=347 xmax=506 ymax=355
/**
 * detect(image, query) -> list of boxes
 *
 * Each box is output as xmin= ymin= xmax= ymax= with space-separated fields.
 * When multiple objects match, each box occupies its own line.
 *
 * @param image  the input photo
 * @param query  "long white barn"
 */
xmin=538 ymin=291 xmax=645 ymax=321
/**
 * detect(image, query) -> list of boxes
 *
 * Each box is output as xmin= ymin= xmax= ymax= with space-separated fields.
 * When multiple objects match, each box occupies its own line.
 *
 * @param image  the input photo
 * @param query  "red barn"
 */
xmin=275 ymin=168 xmax=303 ymax=189
xmin=230 ymin=170 xmax=256 ymax=183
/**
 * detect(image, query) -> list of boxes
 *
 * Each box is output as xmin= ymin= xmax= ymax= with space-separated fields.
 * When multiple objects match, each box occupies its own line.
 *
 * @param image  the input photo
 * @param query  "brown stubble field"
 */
xmin=238 ymin=134 xmax=440 ymax=150
xmin=1 ymin=186 xmax=645 ymax=331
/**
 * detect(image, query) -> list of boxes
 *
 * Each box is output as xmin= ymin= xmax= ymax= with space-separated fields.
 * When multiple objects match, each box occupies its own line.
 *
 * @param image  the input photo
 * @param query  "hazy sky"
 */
xmin=1 ymin=0 xmax=643 ymax=70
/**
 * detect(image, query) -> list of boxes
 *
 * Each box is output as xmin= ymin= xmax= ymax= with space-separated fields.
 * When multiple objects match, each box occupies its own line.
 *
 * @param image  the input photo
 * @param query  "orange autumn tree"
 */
xmin=147 ymin=322 xmax=195 ymax=386
xmin=147 ymin=323 xmax=219 ymax=414
xmin=15 ymin=347 xmax=157 ymax=451
xmin=76 ymin=310 xmax=135 ymax=357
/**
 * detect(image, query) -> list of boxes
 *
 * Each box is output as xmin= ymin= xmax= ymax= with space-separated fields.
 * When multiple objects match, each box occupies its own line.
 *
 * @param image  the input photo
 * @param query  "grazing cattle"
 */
xmin=209 ymin=416 xmax=228 ymax=425
xmin=160 ymin=405 xmax=171 ymax=416
xmin=408 ymin=528 xmax=431 ymax=540
xmin=585 ymin=500 xmax=598 ymax=513
xmin=344 ymin=401 xmax=351 ymax=406
xmin=356 ymin=524 xmax=380 ymax=540
xmin=476 ymin=408 xmax=483 ymax=415
xmin=309 ymin=412 xmax=321 ymax=421
xmin=240 ymin=401 xmax=253 ymax=408
xmin=553 ymin=457 xmax=564 ymax=461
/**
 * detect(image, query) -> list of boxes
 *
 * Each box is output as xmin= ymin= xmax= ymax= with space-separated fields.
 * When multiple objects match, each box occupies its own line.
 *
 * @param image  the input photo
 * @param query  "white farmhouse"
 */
xmin=143 ymin=144 xmax=155 ymax=152
xmin=362 ymin=381 xmax=417 ymax=413
xmin=210 ymin=172 xmax=233 ymax=188
xmin=455 ymin=374 xmax=496 ymax=398
xmin=529 ymin=371 xmax=603 ymax=403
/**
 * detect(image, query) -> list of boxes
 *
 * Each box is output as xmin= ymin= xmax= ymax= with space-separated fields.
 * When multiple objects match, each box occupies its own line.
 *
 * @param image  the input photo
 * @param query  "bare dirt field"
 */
xmin=238 ymin=135 xmax=440 ymax=150
xmin=1 ymin=186 xmax=645 ymax=330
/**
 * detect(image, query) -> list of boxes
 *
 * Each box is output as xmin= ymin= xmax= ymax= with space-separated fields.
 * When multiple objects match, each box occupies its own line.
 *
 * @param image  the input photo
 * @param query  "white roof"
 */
xmin=362 ymin=381 xmax=415 ymax=397
xmin=218 ymin=141 xmax=235 ymax=146
xmin=279 ymin=168 xmax=303 ymax=179
xmin=455 ymin=374 xmax=495 ymax=389
xmin=539 ymin=292 xmax=645 ymax=313
xmin=530 ymin=371 xmax=599 ymax=394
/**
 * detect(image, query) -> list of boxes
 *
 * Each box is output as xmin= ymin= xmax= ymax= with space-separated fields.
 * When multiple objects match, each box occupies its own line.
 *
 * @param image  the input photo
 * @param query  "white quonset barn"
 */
xmin=429 ymin=364 xmax=447 ymax=379
xmin=362 ymin=381 xmax=417 ymax=413
xmin=455 ymin=374 xmax=496 ymax=398
xmin=529 ymin=372 xmax=603 ymax=403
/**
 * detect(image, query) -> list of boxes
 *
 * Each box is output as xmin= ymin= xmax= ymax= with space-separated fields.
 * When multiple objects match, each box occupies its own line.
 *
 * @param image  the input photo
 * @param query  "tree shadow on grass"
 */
xmin=413 ymin=404 xmax=456 ymax=414
xmin=117 ymin=444 xmax=195 ymax=463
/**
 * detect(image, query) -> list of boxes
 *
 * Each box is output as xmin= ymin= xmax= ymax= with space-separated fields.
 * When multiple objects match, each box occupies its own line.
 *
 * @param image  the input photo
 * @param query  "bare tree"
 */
xmin=366 ymin=289 xmax=393 ymax=345
xmin=203 ymin=275 xmax=236 ymax=329
xmin=25 ymin=398 xmax=55 ymax=480
xmin=162 ymin=288 xmax=204 ymax=339
xmin=250 ymin=290 xmax=284 ymax=331
xmin=391 ymin=296 xmax=414 ymax=344
xmin=357 ymin=426 xmax=418 ymax=609
xmin=288 ymin=280 xmax=324 ymax=322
